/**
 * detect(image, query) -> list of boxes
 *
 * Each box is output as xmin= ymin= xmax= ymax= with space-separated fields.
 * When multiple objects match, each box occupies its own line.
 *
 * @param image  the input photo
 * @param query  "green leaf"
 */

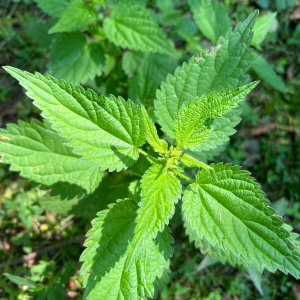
xmin=174 ymin=82 xmax=258 ymax=149
xmin=128 ymin=52 xmax=178 ymax=106
xmin=251 ymin=13 xmax=277 ymax=50
xmin=184 ymin=217 xmax=252 ymax=269
xmin=134 ymin=164 xmax=182 ymax=241
xmin=80 ymin=199 xmax=173 ymax=300
xmin=141 ymin=106 xmax=168 ymax=154
xmin=155 ymin=11 xmax=258 ymax=145
xmin=49 ymin=0 xmax=98 ymax=34
xmin=4 ymin=67 xmax=146 ymax=172
xmin=0 ymin=119 xmax=103 ymax=194
xmin=89 ymin=43 xmax=106 ymax=67
xmin=181 ymin=154 xmax=217 ymax=181
xmin=189 ymin=0 xmax=231 ymax=44
xmin=48 ymin=33 xmax=103 ymax=85
xmin=182 ymin=163 xmax=300 ymax=278
xmin=4 ymin=273 xmax=37 ymax=289
xmin=33 ymin=0 xmax=71 ymax=18
xmin=122 ymin=51 xmax=144 ymax=78
xmin=103 ymin=1 xmax=173 ymax=55
xmin=250 ymin=52 xmax=286 ymax=93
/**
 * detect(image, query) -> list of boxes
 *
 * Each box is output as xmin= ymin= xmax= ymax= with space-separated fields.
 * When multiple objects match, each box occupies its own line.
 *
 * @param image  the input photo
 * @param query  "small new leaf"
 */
xmin=80 ymin=199 xmax=173 ymax=300
xmin=4 ymin=67 xmax=146 ymax=171
xmin=141 ymin=106 xmax=168 ymax=154
xmin=181 ymin=154 xmax=217 ymax=181
xmin=49 ymin=0 xmax=98 ymax=34
xmin=183 ymin=163 xmax=300 ymax=278
xmin=103 ymin=1 xmax=173 ymax=55
xmin=0 ymin=120 xmax=103 ymax=194
xmin=155 ymin=11 xmax=258 ymax=145
xmin=174 ymin=82 xmax=258 ymax=149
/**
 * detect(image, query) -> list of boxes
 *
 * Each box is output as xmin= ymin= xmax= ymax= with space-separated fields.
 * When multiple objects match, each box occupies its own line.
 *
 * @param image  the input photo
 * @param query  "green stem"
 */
xmin=172 ymin=170 xmax=196 ymax=184
xmin=138 ymin=149 xmax=161 ymax=164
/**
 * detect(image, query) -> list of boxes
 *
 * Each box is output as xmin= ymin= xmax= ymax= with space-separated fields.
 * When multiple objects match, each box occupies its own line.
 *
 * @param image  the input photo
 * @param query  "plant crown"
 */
xmin=1 ymin=5 xmax=300 ymax=300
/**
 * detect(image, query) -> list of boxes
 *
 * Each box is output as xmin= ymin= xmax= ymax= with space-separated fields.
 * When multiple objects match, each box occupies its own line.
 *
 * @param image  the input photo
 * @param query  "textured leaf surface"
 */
xmin=155 ymin=11 xmax=258 ymax=145
xmin=0 ymin=120 xmax=103 ymax=194
xmin=174 ymin=83 xmax=258 ymax=149
xmin=250 ymin=52 xmax=286 ymax=93
xmin=33 ymin=0 xmax=71 ymax=18
xmin=48 ymin=33 xmax=103 ymax=85
xmin=251 ymin=13 xmax=277 ymax=50
xmin=184 ymin=218 xmax=253 ymax=269
xmin=103 ymin=1 xmax=173 ymax=55
xmin=49 ymin=0 xmax=98 ymax=34
xmin=80 ymin=199 xmax=173 ymax=300
xmin=141 ymin=106 xmax=168 ymax=154
xmin=4 ymin=67 xmax=146 ymax=171
xmin=128 ymin=53 xmax=178 ymax=106
xmin=189 ymin=0 xmax=231 ymax=43
xmin=182 ymin=163 xmax=300 ymax=278
xmin=134 ymin=164 xmax=182 ymax=242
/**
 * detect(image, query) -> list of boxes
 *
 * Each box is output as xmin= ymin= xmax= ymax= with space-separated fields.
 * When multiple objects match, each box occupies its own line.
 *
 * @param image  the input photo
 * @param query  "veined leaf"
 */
xmin=141 ymin=106 xmax=168 ymax=154
xmin=33 ymin=0 xmax=71 ymax=18
xmin=4 ymin=67 xmax=146 ymax=171
xmin=155 ymin=11 xmax=258 ymax=146
xmin=122 ymin=51 xmax=144 ymax=78
xmin=189 ymin=0 xmax=231 ymax=44
xmin=184 ymin=217 xmax=253 ymax=269
xmin=103 ymin=1 xmax=173 ymax=55
xmin=250 ymin=52 xmax=286 ymax=93
xmin=134 ymin=164 xmax=182 ymax=242
xmin=48 ymin=33 xmax=103 ymax=85
xmin=49 ymin=0 xmax=98 ymax=34
xmin=128 ymin=52 xmax=178 ymax=106
xmin=174 ymin=82 xmax=258 ymax=149
xmin=251 ymin=13 xmax=277 ymax=50
xmin=80 ymin=199 xmax=173 ymax=300
xmin=0 ymin=120 xmax=103 ymax=194
xmin=182 ymin=163 xmax=300 ymax=278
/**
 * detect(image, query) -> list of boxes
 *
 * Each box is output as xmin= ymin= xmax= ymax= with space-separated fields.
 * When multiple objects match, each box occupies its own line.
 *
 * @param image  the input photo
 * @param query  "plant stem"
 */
xmin=172 ymin=170 xmax=196 ymax=183
xmin=138 ymin=149 xmax=161 ymax=164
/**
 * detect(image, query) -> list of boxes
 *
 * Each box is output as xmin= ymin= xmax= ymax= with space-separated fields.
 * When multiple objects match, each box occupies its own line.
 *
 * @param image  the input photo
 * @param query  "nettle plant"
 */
xmin=1 ymin=10 xmax=300 ymax=300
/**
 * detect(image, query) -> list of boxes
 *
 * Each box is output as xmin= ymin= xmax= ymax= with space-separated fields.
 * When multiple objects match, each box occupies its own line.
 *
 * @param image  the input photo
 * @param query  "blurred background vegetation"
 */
xmin=0 ymin=0 xmax=300 ymax=299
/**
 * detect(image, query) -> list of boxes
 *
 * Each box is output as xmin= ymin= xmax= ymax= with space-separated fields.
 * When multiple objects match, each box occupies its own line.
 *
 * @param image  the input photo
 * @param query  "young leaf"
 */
xmin=80 ymin=199 xmax=173 ymax=300
xmin=155 ymin=11 xmax=258 ymax=144
xmin=49 ymin=0 xmax=98 ymax=34
xmin=33 ymin=0 xmax=71 ymax=18
xmin=174 ymin=82 xmax=258 ymax=149
xmin=3 ymin=273 xmax=37 ymax=289
xmin=134 ymin=164 xmax=182 ymax=242
xmin=0 ymin=120 xmax=103 ymax=194
xmin=103 ymin=1 xmax=173 ymax=55
xmin=250 ymin=52 xmax=286 ymax=93
xmin=4 ymin=67 xmax=146 ymax=171
xmin=189 ymin=0 xmax=231 ymax=44
xmin=48 ymin=33 xmax=103 ymax=85
xmin=251 ymin=12 xmax=277 ymax=50
xmin=141 ymin=106 xmax=168 ymax=154
xmin=181 ymin=154 xmax=217 ymax=181
xmin=182 ymin=163 xmax=300 ymax=278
